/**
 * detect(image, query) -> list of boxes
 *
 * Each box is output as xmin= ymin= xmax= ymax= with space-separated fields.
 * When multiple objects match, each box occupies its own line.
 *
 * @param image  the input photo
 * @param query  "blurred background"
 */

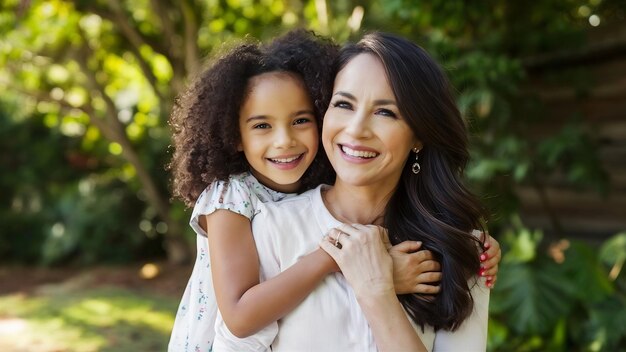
xmin=1 ymin=0 xmax=625 ymax=351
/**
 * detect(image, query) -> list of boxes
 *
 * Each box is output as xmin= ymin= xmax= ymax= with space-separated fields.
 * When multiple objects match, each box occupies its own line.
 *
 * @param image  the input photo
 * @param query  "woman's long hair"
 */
xmin=336 ymin=32 xmax=486 ymax=331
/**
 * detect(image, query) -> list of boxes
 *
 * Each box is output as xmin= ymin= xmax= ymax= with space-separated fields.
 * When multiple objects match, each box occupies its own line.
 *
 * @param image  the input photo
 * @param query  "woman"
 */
xmin=249 ymin=32 xmax=490 ymax=351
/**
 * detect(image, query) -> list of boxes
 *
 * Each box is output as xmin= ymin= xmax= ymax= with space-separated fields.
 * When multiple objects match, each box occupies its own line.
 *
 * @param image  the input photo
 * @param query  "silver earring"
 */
xmin=412 ymin=148 xmax=421 ymax=174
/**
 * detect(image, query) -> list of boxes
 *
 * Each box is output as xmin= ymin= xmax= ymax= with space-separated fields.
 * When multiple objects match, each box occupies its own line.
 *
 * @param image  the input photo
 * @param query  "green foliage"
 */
xmin=1 ymin=0 xmax=624 ymax=349
xmin=490 ymin=229 xmax=626 ymax=351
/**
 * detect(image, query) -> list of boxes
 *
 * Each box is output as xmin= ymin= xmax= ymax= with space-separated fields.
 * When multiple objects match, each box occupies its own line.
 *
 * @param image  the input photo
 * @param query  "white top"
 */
xmin=168 ymin=172 xmax=289 ymax=352
xmin=245 ymin=185 xmax=490 ymax=352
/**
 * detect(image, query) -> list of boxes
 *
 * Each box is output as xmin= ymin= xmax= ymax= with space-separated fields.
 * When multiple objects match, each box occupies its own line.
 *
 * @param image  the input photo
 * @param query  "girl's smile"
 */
xmin=238 ymin=71 xmax=319 ymax=193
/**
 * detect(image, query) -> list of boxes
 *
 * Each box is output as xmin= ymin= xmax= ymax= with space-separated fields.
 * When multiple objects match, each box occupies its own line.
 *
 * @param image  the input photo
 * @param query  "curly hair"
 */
xmin=169 ymin=29 xmax=337 ymax=207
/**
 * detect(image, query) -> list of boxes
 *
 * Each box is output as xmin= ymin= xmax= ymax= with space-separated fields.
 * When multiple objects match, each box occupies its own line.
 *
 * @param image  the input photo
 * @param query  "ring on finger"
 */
xmin=335 ymin=232 xmax=344 ymax=249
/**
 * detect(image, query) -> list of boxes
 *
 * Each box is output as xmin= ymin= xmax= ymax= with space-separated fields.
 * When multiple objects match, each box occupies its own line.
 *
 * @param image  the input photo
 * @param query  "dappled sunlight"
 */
xmin=0 ymin=288 xmax=177 ymax=351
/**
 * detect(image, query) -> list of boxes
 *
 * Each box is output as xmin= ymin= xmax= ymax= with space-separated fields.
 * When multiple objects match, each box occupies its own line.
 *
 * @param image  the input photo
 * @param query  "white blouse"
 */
xmin=247 ymin=185 xmax=490 ymax=352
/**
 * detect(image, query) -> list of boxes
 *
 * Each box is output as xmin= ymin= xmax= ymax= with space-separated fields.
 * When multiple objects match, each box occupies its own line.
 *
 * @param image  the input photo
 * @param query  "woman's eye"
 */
xmin=293 ymin=117 xmax=313 ymax=125
xmin=253 ymin=123 xmax=271 ymax=129
xmin=332 ymin=100 xmax=353 ymax=110
xmin=376 ymin=108 xmax=397 ymax=118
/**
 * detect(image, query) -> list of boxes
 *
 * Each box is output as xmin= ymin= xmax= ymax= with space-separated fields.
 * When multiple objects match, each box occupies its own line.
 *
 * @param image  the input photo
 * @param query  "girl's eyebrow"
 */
xmin=245 ymin=109 xmax=314 ymax=123
xmin=245 ymin=115 xmax=268 ymax=123
xmin=292 ymin=109 xmax=315 ymax=117
xmin=333 ymin=91 xmax=397 ymax=106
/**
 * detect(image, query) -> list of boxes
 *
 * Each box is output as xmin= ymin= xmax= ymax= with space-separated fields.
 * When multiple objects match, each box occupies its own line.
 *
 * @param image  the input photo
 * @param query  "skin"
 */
xmin=206 ymin=72 xmax=337 ymax=337
xmin=319 ymin=53 xmax=428 ymax=351
xmin=319 ymin=52 xmax=500 ymax=350
xmin=237 ymin=72 xmax=319 ymax=193
xmin=203 ymin=64 xmax=501 ymax=340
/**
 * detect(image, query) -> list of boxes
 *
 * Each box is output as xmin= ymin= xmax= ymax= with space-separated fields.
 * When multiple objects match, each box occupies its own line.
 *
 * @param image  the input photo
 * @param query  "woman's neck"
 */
xmin=322 ymin=180 xmax=396 ymax=226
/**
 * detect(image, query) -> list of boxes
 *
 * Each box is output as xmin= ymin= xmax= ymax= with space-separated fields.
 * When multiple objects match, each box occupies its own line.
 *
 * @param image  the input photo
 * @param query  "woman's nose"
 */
xmin=344 ymin=111 xmax=372 ymax=139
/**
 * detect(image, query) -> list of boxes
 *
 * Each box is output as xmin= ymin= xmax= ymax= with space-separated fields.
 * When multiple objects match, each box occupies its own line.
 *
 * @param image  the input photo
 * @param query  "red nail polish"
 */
xmin=484 ymin=242 xmax=490 ymax=249
xmin=480 ymin=254 xmax=487 ymax=261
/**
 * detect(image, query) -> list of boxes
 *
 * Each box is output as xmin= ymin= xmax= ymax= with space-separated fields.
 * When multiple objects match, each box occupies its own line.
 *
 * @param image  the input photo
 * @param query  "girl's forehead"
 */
xmin=248 ymin=71 xmax=304 ymax=89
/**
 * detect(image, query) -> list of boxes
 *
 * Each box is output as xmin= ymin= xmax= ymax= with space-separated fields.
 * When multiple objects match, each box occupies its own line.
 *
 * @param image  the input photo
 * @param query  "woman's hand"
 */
xmin=389 ymin=241 xmax=441 ymax=295
xmin=319 ymin=223 xmax=394 ymax=298
xmin=479 ymin=232 xmax=501 ymax=288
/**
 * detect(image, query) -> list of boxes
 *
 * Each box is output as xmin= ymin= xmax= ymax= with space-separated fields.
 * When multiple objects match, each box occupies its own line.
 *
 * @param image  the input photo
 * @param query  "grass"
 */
xmin=0 ymin=286 xmax=178 ymax=352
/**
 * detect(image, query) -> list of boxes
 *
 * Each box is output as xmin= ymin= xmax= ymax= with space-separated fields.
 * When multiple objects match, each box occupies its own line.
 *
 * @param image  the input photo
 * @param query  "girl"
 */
xmin=168 ymin=30 xmax=500 ymax=352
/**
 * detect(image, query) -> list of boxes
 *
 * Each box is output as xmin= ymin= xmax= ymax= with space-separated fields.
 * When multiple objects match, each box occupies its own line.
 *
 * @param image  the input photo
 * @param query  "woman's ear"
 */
xmin=412 ymin=141 xmax=423 ymax=152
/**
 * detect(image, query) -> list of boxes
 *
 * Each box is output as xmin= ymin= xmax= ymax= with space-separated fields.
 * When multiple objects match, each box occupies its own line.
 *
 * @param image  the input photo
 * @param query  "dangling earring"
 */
xmin=411 ymin=148 xmax=421 ymax=175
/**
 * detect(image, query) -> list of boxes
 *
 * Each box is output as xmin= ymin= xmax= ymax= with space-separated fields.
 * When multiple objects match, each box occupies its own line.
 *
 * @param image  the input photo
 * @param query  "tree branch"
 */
xmin=179 ymin=0 xmax=200 ymax=76
xmin=75 ymin=31 xmax=190 ymax=263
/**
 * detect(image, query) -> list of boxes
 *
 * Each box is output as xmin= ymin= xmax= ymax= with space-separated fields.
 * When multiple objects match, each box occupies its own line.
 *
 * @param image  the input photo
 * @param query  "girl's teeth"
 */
xmin=270 ymin=155 xmax=300 ymax=163
xmin=341 ymin=146 xmax=378 ymax=158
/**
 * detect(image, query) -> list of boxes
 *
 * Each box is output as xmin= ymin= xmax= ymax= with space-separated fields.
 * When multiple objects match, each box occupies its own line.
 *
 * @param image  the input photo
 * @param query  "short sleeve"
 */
xmin=190 ymin=179 xmax=258 ymax=237
xmin=432 ymin=277 xmax=490 ymax=351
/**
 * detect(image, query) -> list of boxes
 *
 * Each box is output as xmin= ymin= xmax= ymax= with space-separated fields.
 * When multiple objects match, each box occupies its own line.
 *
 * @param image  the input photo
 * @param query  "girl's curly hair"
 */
xmin=169 ymin=29 xmax=337 ymax=207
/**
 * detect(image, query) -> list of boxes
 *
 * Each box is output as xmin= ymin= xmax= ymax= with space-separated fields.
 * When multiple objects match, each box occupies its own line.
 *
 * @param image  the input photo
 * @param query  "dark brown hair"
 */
xmin=169 ymin=29 xmax=336 ymax=207
xmin=337 ymin=32 xmax=486 ymax=331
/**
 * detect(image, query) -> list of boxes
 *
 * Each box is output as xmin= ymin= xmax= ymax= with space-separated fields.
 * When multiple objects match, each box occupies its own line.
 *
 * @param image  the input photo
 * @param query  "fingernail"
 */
xmin=479 ymin=269 xmax=485 ymax=276
xmin=480 ymin=254 xmax=487 ymax=261
xmin=484 ymin=242 xmax=490 ymax=249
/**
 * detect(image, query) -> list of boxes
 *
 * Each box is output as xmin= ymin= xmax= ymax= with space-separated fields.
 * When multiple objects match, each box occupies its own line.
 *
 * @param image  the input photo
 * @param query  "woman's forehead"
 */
xmin=333 ymin=53 xmax=394 ymax=100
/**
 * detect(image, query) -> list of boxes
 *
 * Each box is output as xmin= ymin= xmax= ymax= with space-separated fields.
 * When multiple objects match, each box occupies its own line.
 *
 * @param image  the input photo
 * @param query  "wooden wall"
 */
xmin=517 ymin=24 xmax=626 ymax=240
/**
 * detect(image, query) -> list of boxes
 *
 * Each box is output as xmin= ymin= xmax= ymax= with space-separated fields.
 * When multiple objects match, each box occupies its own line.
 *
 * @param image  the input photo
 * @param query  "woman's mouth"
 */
xmin=340 ymin=145 xmax=379 ymax=159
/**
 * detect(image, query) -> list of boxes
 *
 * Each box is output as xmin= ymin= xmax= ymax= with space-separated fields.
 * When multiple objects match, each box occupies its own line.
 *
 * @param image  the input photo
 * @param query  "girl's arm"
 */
xmin=202 ymin=210 xmax=336 ymax=338
xmin=391 ymin=230 xmax=501 ymax=294
xmin=319 ymin=224 xmax=427 ymax=352
xmin=480 ymin=233 xmax=501 ymax=288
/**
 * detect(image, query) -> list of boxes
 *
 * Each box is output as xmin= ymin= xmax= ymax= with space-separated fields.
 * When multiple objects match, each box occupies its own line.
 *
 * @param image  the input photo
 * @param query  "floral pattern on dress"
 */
xmin=167 ymin=172 xmax=289 ymax=352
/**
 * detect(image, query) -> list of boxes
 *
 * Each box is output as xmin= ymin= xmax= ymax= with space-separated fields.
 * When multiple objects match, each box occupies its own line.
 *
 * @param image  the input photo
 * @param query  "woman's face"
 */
xmin=322 ymin=53 xmax=421 ymax=190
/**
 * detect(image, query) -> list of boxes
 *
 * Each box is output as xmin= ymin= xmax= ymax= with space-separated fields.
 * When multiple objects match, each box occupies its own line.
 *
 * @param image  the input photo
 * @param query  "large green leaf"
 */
xmin=491 ymin=258 xmax=577 ymax=335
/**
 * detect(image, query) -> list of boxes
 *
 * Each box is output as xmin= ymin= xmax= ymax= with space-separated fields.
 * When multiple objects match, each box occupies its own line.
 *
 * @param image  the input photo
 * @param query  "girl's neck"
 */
xmin=322 ymin=180 xmax=396 ymax=226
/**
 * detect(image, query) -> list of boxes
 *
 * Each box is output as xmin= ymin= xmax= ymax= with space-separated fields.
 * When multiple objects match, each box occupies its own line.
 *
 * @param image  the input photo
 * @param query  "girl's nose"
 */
xmin=273 ymin=128 xmax=297 ymax=148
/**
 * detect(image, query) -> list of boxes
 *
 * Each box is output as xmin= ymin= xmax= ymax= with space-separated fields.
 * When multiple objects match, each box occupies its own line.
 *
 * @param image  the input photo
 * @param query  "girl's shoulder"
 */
xmin=190 ymin=172 xmax=288 ymax=223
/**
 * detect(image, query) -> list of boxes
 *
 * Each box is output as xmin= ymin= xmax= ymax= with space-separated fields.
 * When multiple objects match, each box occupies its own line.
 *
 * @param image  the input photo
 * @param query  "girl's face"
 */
xmin=238 ymin=72 xmax=318 ymax=193
xmin=322 ymin=53 xmax=421 ymax=190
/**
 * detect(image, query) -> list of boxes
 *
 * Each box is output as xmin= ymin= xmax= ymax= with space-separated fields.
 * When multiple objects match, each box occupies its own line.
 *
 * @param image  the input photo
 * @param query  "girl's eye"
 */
xmin=376 ymin=108 xmax=397 ymax=118
xmin=332 ymin=100 xmax=353 ymax=110
xmin=293 ymin=117 xmax=313 ymax=125
xmin=253 ymin=123 xmax=271 ymax=129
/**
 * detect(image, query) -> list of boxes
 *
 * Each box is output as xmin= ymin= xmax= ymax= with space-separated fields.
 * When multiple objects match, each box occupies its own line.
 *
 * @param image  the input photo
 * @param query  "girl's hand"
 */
xmin=389 ymin=241 xmax=441 ymax=295
xmin=479 ymin=232 xmax=501 ymax=288
xmin=319 ymin=224 xmax=394 ymax=298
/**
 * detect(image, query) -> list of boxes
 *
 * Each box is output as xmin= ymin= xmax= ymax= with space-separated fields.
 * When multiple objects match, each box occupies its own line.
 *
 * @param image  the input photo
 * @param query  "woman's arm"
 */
xmin=319 ymin=224 xmax=427 ymax=352
xmin=203 ymin=210 xmax=337 ymax=338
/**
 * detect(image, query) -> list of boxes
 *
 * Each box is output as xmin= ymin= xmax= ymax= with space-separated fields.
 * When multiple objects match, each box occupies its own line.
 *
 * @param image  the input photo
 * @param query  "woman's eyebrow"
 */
xmin=334 ymin=91 xmax=396 ymax=106
xmin=373 ymin=99 xmax=396 ymax=106
xmin=333 ymin=91 xmax=356 ymax=100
